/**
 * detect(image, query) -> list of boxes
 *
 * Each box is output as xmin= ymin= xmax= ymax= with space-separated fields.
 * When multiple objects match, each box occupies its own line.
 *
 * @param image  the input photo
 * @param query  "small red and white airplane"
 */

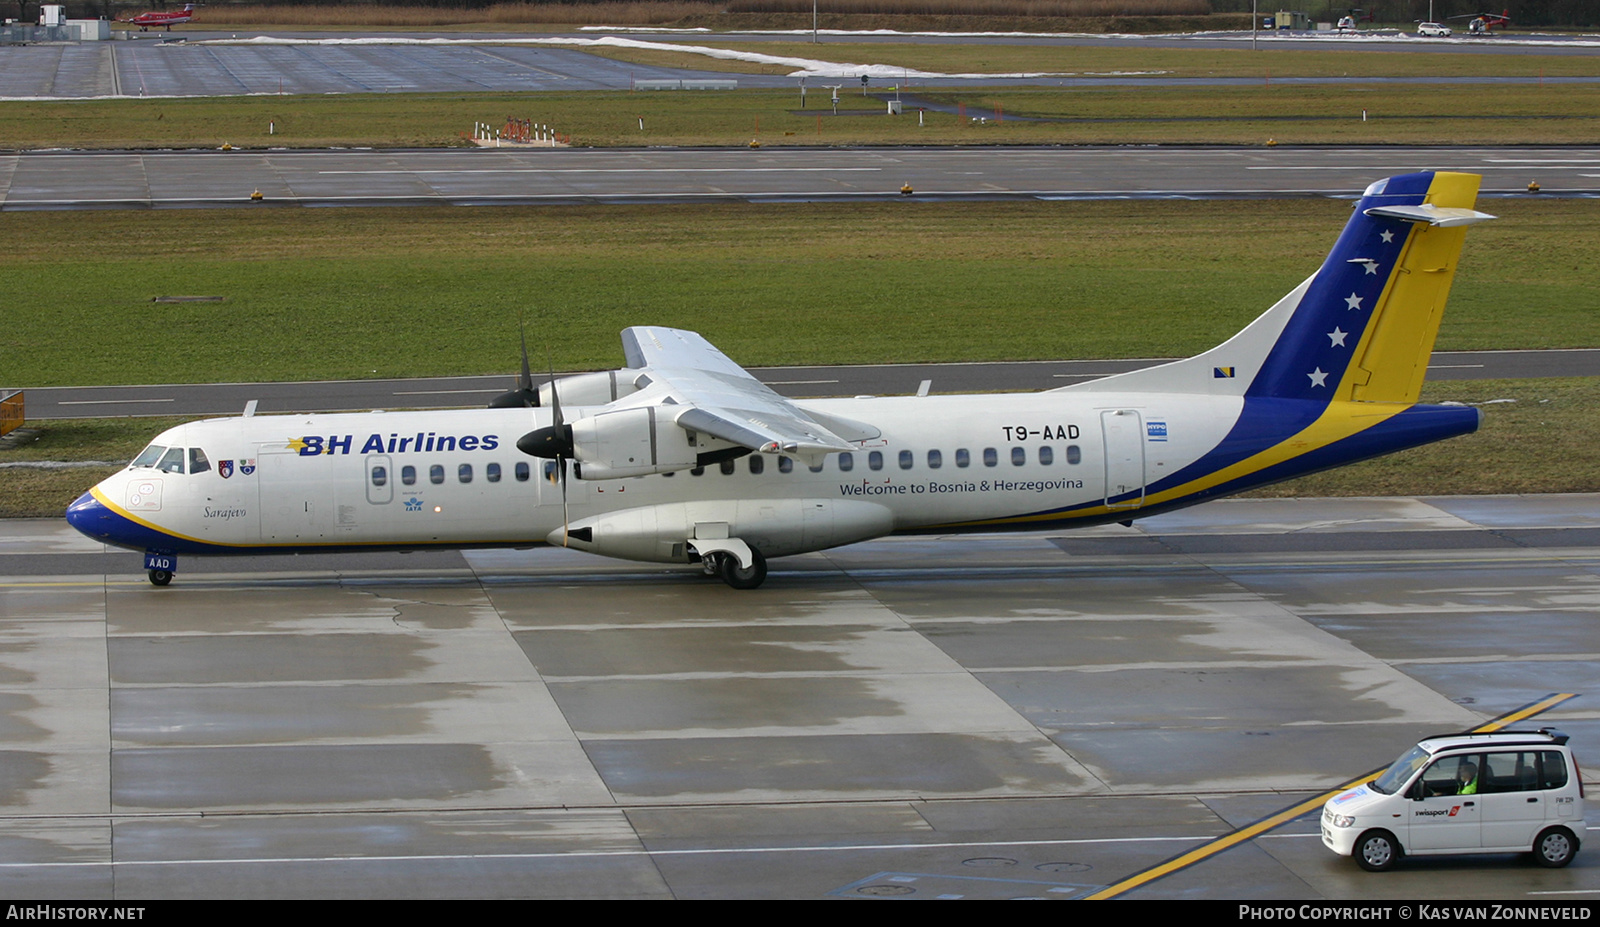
xmin=123 ymin=3 xmax=195 ymax=31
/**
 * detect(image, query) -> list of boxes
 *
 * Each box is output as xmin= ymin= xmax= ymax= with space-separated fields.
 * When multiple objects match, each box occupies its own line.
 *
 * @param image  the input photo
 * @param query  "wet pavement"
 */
xmin=0 ymin=494 xmax=1594 ymax=898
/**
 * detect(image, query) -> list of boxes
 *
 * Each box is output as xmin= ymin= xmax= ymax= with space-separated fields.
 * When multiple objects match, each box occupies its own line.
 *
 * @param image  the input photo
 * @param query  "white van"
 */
xmin=1322 ymin=728 xmax=1586 ymax=871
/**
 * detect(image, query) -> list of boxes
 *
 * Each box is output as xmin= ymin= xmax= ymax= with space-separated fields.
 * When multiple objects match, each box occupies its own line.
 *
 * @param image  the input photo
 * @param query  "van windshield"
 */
xmin=1371 ymin=745 xmax=1430 ymax=794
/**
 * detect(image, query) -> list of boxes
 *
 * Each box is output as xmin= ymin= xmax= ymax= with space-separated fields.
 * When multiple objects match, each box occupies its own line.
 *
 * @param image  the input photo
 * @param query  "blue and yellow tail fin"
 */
xmin=1065 ymin=171 xmax=1492 ymax=405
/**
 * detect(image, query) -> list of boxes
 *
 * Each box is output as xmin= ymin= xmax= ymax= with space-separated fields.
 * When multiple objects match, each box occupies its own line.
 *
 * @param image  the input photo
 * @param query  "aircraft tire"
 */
xmin=719 ymin=547 xmax=767 ymax=590
xmin=147 ymin=569 xmax=173 ymax=587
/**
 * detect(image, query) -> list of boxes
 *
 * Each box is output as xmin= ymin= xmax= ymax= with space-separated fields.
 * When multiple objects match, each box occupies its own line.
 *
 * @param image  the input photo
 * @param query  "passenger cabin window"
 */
xmin=720 ymin=459 xmax=736 ymax=476
xmin=1067 ymin=445 xmax=1082 ymax=465
xmin=838 ymin=453 xmax=853 ymax=472
xmin=748 ymin=456 xmax=764 ymax=475
xmin=808 ymin=459 xmax=825 ymax=473
xmin=402 ymin=465 xmax=417 ymax=486
xmin=430 ymin=464 xmax=445 ymax=485
xmin=779 ymin=457 xmax=794 ymax=474
xmin=927 ymin=449 xmax=942 ymax=469
xmin=486 ymin=463 xmax=501 ymax=483
xmin=189 ymin=448 xmax=211 ymax=473
xmin=516 ymin=462 xmax=530 ymax=482
xmin=1039 ymin=447 xmax=1054 ymax=466
xmin=1011 ymin=447 xmax=1026 ymax=466
xmin=458 ymin=464 xmax=473 ymax=484
xmin=983 ymin=448 xmax=998 ymax=467
xmin=868 ymin=451 xmax=883 ymax=471
xmin=371 ymin=465 xmax=388 ymax=488
xmin=898 ymin=450 xmax=913 ymax=470
xmin=955 ymin=448 xmax=970 ymax=468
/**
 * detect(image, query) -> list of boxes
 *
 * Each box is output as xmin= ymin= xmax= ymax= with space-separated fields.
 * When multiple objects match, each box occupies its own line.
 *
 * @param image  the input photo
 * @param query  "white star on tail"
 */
xmin=1328 ymin=327 xmax=1348 ymax=347
xmin=1345 ymin=292 xmax=1364 ymax=311
xmin=1381 ymin=230 xmax=1394 ymax=243
xmin=1363 ymin=261 xmax=1380 ymax=275
xmin=1308 ymin=368 xmax=1329 ymax=388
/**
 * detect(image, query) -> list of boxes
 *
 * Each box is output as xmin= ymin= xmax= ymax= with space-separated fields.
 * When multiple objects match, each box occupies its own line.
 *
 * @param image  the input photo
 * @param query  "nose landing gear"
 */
xmin=143 ymin=552 xmax=176 ymax=587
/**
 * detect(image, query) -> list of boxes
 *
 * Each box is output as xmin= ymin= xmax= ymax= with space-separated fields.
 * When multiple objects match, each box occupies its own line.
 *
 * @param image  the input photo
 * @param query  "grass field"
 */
xmin=3 ymin=198 xmax=1595 ymax=387
xmin=591 ymin=40 xmax=1600 ymax=80
xmin=4 ymin=42 xmax=1597 ymax=149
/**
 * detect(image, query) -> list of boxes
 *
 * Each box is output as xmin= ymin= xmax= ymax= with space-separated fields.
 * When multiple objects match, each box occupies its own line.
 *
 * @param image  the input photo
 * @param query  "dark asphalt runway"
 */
xmin=3 ymin=146 xmax=1597 ymax=210
xmin=17 ymin=348 xmax=1599 ymax=420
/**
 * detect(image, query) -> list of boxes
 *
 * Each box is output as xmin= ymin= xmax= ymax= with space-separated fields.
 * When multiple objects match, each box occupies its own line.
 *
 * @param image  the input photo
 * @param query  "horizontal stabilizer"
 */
xmin=1363 ymin=204 xmax=1496 ymax=228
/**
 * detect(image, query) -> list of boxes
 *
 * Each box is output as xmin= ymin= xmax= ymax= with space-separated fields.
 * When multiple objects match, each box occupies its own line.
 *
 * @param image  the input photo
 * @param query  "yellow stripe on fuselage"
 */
xmin=89 ymin=484 xmax=230 ymax=547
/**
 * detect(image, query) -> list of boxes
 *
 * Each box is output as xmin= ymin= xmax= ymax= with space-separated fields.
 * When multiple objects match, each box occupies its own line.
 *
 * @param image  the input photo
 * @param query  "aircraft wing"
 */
xmin=619 ymin=326 xmax=874 ymax=455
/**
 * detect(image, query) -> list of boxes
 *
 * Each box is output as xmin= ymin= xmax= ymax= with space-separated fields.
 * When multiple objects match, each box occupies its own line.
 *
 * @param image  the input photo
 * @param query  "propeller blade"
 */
xmin=518 ymin=326 xmax=534 ymax=395
xmin=486 ymin=325 xmax=541 ymax=409
xmin=559 ymin=456 xmax=570 ymax=547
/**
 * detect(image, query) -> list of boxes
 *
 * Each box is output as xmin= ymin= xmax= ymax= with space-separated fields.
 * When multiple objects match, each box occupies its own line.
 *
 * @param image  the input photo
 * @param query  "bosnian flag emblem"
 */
xmin=218 ymin=459 xmax=234 ymax=479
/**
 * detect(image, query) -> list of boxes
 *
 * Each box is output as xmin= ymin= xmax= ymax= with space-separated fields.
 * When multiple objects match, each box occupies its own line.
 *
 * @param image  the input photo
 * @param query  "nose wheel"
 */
xmin=143 ymin=552 xmax=177 ymax=587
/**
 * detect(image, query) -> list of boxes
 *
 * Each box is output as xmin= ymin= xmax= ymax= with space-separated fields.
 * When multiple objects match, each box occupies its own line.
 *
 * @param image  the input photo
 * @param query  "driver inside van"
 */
xmin=1456 ymin=760 xmax=1479 ymax=795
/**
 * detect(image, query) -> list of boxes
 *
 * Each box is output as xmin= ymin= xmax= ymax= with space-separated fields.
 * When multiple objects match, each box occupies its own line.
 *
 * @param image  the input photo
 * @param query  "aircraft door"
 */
xmin=365 ymin=455 xmax=393 ymax=505
xmin=256 ymin=448 xmax=329 ymax=541
xmin=1101 ymin=409 xmax=1145 ymax=509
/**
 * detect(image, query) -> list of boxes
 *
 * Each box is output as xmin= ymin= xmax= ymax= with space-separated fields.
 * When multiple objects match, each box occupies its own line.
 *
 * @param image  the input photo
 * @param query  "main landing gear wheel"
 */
xmin=147 ymin=569 xmax=173 ymax=587
xmin=717 ymin=548 xmax=767 ymax=590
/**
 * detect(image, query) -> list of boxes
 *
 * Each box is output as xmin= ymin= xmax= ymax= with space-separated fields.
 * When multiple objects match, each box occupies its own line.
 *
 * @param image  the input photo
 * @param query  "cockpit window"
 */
xmin=156 ymin=447 xmax=187 ymax=474
xmin=131 ymin=445 xmax=166 ymax=469
xmin=188 ymin=448 xmax=211 ymax=473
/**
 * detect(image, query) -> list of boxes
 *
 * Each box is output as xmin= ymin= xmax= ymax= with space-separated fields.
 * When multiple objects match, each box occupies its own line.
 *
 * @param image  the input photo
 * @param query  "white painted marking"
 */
xmin=391 ymin=389 xmax=505 ymax=395
xmin=57 ymin=398 xmax=174 ymax=405
xmin=319 ymin=168 xmax=883 ymax=176
xmin=0 ymin=834 xmax=1212 ymax=870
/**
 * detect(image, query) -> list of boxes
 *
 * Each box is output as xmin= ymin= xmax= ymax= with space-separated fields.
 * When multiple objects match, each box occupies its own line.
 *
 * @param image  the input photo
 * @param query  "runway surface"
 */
xmin=1 ymin=494 xmax=1595 ymax=899
xmin=3 ymin=145 xmax=1597 ymax=211
xmin=16 ymin=348 xmax=1600 ymax=420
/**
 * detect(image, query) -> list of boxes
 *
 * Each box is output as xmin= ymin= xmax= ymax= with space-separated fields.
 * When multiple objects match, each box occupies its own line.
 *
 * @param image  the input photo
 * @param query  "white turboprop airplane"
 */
xmin=68 ymin=172 xmax=1492 ymax=589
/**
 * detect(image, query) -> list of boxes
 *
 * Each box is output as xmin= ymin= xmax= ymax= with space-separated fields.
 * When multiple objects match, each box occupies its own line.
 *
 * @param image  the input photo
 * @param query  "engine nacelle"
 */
xmin=549 ymin=498 xmax=896 ymax=562
xmin=540 ymin=369 xmax=640 ymax=408
xmin=567 ymin=406 xmax=745 ymax=480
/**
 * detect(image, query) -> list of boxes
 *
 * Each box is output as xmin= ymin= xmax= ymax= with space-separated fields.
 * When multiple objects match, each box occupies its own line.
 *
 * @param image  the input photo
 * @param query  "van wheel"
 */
xmin=1533 ymin=827 xmax=1577 ymax=868
xmin=1354 ymin=830 xmax=1400 ymax=872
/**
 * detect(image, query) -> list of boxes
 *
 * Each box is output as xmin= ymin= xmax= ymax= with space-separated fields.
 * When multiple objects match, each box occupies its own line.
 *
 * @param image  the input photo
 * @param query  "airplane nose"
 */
xmin=65 ymin=491 xmax=119 ymax=545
